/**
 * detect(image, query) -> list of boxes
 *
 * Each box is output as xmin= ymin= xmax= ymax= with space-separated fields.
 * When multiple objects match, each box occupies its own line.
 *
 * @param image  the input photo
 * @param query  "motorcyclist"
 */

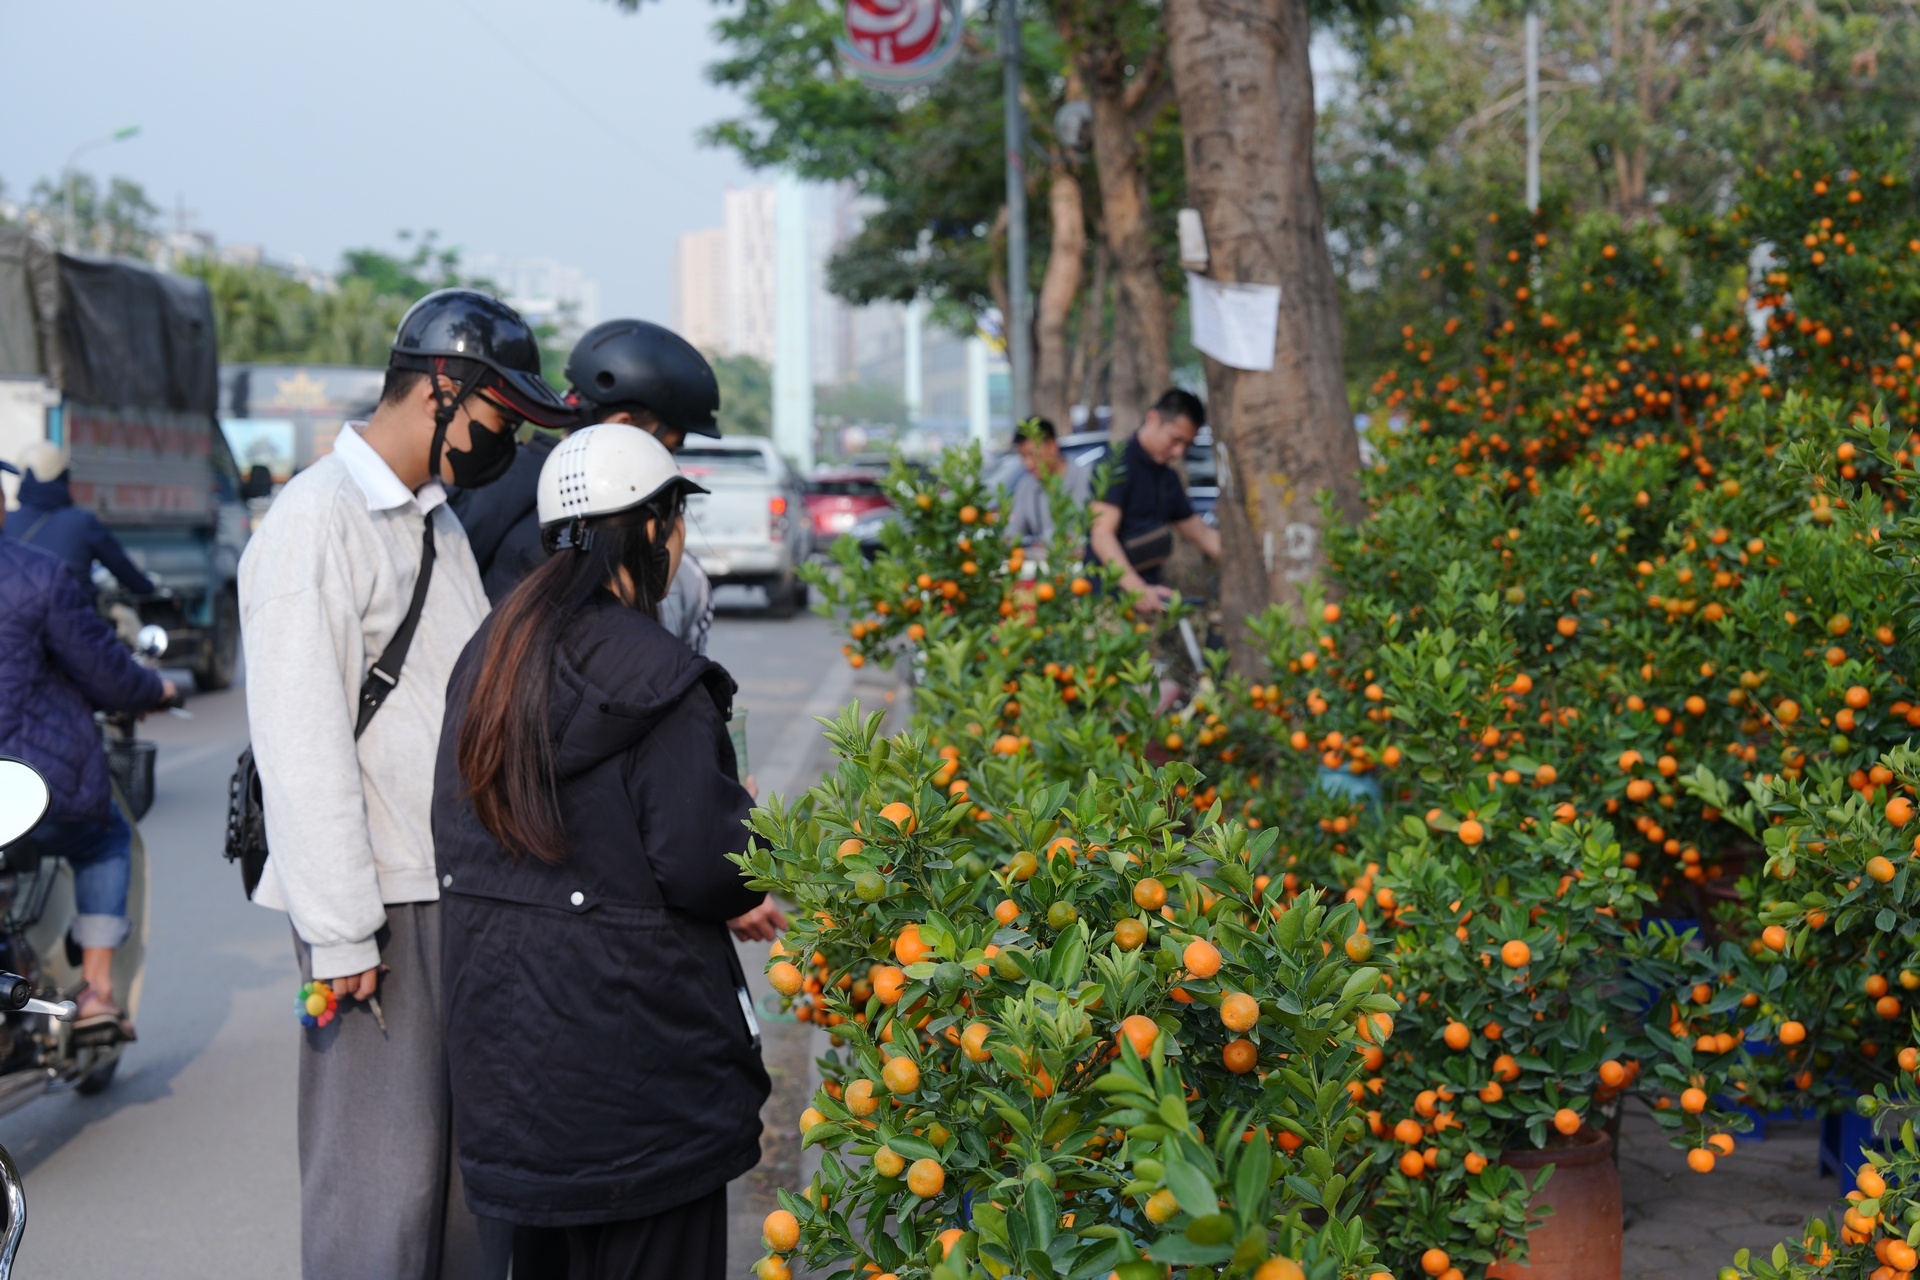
xmin=2 ymin=441 xmax=158 ymax=597
xmin=450 ymin=318 xmax=721 ymax=653
xmin=0 ymin=532 xmax=174 ymax=1039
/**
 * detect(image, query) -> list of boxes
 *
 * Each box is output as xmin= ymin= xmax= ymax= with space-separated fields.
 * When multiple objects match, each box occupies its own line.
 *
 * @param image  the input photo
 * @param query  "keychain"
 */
xmin=297 ymin=980 xmax=338 ymax=1028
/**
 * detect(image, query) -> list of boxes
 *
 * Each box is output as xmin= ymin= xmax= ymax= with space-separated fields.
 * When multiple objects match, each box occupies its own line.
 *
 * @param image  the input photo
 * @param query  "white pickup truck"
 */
xmin=677 ymin=437 xmax=812 ymax=616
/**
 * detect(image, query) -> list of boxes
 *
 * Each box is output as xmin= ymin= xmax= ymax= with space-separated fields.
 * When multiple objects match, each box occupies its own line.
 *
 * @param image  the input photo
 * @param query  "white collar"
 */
xmin=332 ymin=422 xmax=447 ymax=515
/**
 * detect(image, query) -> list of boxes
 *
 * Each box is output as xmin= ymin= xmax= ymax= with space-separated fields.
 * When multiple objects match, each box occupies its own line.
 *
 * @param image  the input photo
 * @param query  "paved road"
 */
xmin=0 ymin=595 xmax=883 ymax=1278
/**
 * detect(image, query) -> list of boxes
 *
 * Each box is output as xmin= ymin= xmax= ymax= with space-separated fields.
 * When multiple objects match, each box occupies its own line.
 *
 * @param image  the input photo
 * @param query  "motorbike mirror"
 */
xmin=242 ymin=464 xmax=274 ymax=501
xmin=0 ymin=758 xmax=51 ymax=852
xmin=135 ymin=624 xmax=169 ymax=660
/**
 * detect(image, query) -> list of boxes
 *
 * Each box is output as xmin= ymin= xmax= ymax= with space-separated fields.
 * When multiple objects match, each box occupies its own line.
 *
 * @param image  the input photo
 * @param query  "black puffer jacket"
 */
xmin=433 ymin=595 xmax=769 ymax=1226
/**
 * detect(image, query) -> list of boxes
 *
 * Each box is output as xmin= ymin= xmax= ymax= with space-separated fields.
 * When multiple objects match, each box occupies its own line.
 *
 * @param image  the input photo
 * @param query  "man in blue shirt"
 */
xmin=3 ymin=441 xmax=157 ymax=597
xmin=1088 ymin=388 xmax=1221 ymax=611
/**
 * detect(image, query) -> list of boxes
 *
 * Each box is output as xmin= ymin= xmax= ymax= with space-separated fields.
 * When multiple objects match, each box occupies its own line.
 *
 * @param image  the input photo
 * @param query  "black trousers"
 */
xmin=488 ymin=1186 xmax=729 ymax=1280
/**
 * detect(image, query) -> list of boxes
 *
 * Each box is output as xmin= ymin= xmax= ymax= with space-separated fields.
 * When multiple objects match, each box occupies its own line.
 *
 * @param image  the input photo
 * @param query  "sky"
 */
xmin=0 ymin=0 xmax=758 ymax=321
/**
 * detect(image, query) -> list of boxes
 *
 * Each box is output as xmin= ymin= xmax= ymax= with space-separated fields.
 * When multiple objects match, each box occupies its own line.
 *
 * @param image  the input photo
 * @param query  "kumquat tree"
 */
xmin=777 ymin=128 xmax=1920 ymax=1280
xmin=737 ymin=710 xmax=1399 ymax=1280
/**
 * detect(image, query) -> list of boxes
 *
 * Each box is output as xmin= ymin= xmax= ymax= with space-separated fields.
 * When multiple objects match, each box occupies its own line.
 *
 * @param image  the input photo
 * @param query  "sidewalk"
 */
xmin=1621 ymin=1102 xmax=1838 ymax=1278
xmin=726 ymin=660 xmax=909 ymax=1276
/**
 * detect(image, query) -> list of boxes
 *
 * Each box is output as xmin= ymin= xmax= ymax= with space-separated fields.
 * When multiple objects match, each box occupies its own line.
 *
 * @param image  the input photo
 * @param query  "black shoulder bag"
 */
xmin=224 ymin=522 xmax=438 ymax=899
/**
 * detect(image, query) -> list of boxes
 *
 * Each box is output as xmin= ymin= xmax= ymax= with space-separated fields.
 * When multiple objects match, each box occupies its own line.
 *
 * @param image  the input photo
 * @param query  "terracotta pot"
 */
xmin=1485 ymin=1127 xmax=1622 ymax=1280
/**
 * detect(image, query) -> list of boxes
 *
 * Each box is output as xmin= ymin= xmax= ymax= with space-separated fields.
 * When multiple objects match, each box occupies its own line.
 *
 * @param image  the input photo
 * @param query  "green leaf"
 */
xmin=1023 ymin=1178 xmax=1058 ymax=1250
xmin=972 ymin=1202 xmax=1009 ymax=1246
xmin=1160 ymin=1152 xmax=1217 ymax=1217
xmin=888 ymin=1133 xmax=942 ymax=1161
xmin=1146 ymin=1236 xmax=1235 ymax=1265
xmin=1233 ymin=1128 xmax=1272 ymax=1215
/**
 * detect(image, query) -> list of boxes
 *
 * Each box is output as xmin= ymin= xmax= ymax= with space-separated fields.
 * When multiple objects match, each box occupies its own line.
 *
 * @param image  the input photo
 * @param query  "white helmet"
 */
xmin=18 ymin=441 xmax=68 ymax=482
xmin=537 ymin=424 xmax=705 ymax=550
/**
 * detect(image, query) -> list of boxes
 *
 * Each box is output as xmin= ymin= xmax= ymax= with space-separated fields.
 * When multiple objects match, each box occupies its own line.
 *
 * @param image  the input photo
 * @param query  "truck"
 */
xmin=218 ymin=363 xmax=386 ymax=485
xmin=0 ymin=228 xmax=254 ymax=690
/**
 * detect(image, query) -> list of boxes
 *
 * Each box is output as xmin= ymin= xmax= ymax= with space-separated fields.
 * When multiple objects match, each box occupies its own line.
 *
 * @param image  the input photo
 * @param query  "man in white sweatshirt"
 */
xmin=241 ymin=290 xmax=577 ymax=1279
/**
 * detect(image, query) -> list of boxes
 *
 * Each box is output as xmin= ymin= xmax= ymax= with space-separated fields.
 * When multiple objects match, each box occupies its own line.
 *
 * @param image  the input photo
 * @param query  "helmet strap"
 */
xmin=424 ymin=357 xmax=481 ymax=484
xmin=552 ymin=517 xmax=595 ymax=553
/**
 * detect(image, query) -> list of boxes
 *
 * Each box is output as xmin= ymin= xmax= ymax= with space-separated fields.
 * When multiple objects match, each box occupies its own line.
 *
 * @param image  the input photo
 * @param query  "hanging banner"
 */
xmin=838 ymin=0 xmax=964 ymax=90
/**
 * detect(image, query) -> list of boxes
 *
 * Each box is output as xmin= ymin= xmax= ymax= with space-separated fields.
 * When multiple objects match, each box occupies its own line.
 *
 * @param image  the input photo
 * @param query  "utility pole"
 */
xmin=1000 ymin=0 xmax=1032 ymax=422
xmin=1524 ymin=8 xmax=1540 ymax=212
xmin=62 ymin=126 xmax=140 ymax=254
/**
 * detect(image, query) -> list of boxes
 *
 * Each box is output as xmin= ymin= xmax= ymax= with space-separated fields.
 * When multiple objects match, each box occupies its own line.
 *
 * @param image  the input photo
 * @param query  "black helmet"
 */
xmin=564 ymin=319 xmax=721 ymax=437
xmin=390 ymin=289 xmax=578 ymax=429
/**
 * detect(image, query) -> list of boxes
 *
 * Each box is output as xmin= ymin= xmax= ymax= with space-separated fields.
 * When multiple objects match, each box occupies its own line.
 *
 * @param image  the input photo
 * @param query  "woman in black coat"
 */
xmin=433 ymin=425 xmax=778 ymax=1280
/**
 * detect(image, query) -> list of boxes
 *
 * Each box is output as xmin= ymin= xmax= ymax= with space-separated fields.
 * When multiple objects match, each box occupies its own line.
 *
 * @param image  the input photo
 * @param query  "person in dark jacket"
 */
xmin=434 ymin=423 xmax=778 ymax=1280
xmin=450 ymin=319 xmax=721 ymax=652
xmin=3 ymin=441 xmax=158 ymax=596
xmin=0 ymin=534 xmax=173 ymax=1037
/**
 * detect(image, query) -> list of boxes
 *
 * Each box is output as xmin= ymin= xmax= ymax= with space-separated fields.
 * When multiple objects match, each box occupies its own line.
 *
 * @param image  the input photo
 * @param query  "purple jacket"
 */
xmin=0 ymin=538 xmax=165 ymax=823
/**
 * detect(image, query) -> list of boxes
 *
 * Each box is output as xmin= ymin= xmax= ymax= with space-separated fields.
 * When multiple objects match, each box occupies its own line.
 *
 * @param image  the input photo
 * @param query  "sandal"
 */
xmin=72 ymin=988 xmax=135 ymax=1043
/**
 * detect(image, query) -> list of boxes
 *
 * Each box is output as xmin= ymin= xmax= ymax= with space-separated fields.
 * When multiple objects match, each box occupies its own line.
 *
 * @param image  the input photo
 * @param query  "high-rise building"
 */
xmin=468 ymin=253 xmax=601 ymax=337
xmin=723 ymin=187 xmax=778 ymax=364
xmin=673 ymin=185 xmax=854 ymax=381
xmin=671 ymin=226 xmax=727 ymax=353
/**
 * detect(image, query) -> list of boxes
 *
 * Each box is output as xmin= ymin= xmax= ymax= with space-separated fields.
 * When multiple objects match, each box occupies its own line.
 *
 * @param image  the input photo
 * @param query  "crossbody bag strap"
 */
xmin=354 ymin=518 xmax=437 ymax=740
xmin=12 ymin=510 xmax=55 ymax=547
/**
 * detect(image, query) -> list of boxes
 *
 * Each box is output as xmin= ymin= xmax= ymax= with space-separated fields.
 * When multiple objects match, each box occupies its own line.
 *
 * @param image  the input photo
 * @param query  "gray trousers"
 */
xmin=293 ymin=901 xmax=482 ymax=1280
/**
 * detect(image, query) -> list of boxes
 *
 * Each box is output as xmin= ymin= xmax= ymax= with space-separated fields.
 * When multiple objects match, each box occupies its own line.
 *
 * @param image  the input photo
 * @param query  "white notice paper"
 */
xmin=1187 ymin=271 xmax=1281 ymax=372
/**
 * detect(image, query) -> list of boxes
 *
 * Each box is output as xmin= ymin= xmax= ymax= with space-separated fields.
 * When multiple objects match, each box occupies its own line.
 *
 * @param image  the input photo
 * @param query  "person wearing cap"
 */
xmin=450 ymin=318 xmax=721 ymax=651
xmin=2 ymin=440 xmax=158 ymax=597
xmin=434 ymin=424 xmax=776 ymax=1280
xmin=239 ymin=288 xmax=578 ymax=1280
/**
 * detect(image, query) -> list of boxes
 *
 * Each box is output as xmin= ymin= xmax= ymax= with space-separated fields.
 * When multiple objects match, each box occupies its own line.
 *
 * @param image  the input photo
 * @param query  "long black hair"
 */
xmin=457 ymin=489 xmax=685 ymax=864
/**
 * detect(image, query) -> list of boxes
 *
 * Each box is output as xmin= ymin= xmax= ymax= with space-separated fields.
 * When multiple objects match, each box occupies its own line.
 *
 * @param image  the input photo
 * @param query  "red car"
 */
xmin=804 ymin=470 xmax=891 ymax=542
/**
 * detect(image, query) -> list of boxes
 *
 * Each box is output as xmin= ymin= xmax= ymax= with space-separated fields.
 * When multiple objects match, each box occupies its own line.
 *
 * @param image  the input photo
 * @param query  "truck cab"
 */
xmin=0 ymin=230 xmax=250 ymax=690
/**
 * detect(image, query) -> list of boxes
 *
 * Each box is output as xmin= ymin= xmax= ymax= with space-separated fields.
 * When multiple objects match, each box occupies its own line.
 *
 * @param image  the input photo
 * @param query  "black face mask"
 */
xmin=441 ymin=417 xmax=519 ymax=489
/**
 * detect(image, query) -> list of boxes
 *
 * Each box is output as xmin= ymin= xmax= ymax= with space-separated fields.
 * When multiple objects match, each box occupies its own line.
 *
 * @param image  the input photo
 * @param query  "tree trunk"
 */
xmin=1072 ymin=239 xmax=1112 ymax=420
xmin=1075 ymin=32 xmax=1172 ymax=438
xmin=1032 ymin=162 xmax=1087 ymax=430
xmin=1164 ymin=0 xmax=1363 ymax=673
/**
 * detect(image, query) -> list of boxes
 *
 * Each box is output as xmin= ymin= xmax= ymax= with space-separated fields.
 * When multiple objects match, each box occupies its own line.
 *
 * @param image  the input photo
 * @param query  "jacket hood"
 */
xmin=17 ymin=472 xmax=71 ymax=510
xmin=545 ymin=597 xmax=734 ymax=779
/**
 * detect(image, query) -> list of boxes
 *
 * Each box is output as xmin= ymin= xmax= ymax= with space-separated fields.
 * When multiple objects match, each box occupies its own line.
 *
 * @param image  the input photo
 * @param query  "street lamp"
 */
xmin=1524 ymin=9 xmax=1539 ymax=213
xmin=62 ymin=126 xmax=140 ymax=253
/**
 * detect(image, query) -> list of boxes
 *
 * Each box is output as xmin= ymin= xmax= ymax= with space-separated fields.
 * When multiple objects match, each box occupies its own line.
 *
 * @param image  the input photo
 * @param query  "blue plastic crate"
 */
xmin=1819 ymin=1108 xmax=1886 ymax=1182
xmin=1725 ymin=1101 xmax=1816 ymax=1143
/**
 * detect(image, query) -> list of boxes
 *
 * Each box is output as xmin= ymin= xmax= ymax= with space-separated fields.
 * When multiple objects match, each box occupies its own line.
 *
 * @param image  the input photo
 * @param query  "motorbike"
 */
xmin=0 ymin=755 xmax=85 ymax=1278
xmin=0 ymin=624 xmax=178 ymax=1127
xmin=102 ymin=621 xmax=177 ymax=822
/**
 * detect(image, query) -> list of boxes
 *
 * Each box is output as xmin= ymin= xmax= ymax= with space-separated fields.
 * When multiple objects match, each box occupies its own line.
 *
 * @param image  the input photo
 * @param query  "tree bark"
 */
xmin=1164 ymin=0 xmax=1363 ymax=672
xmin=1072 ymin=22 xmax=1173 ymax=438
xmin=1072 ymin=238 xmax=1112 ymax=419
xmin=1032 ymin=161 xmax=1087 ymax=430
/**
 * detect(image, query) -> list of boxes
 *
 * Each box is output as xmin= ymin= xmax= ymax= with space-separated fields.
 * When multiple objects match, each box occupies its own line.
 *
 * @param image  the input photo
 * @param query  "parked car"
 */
xmin=803 ymin=469 xmax=891 ymax=544
xmin=847 ymin=505 xmax=899 ymax=562
xmin=677 ymin=437 xmax=812 ymax=616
